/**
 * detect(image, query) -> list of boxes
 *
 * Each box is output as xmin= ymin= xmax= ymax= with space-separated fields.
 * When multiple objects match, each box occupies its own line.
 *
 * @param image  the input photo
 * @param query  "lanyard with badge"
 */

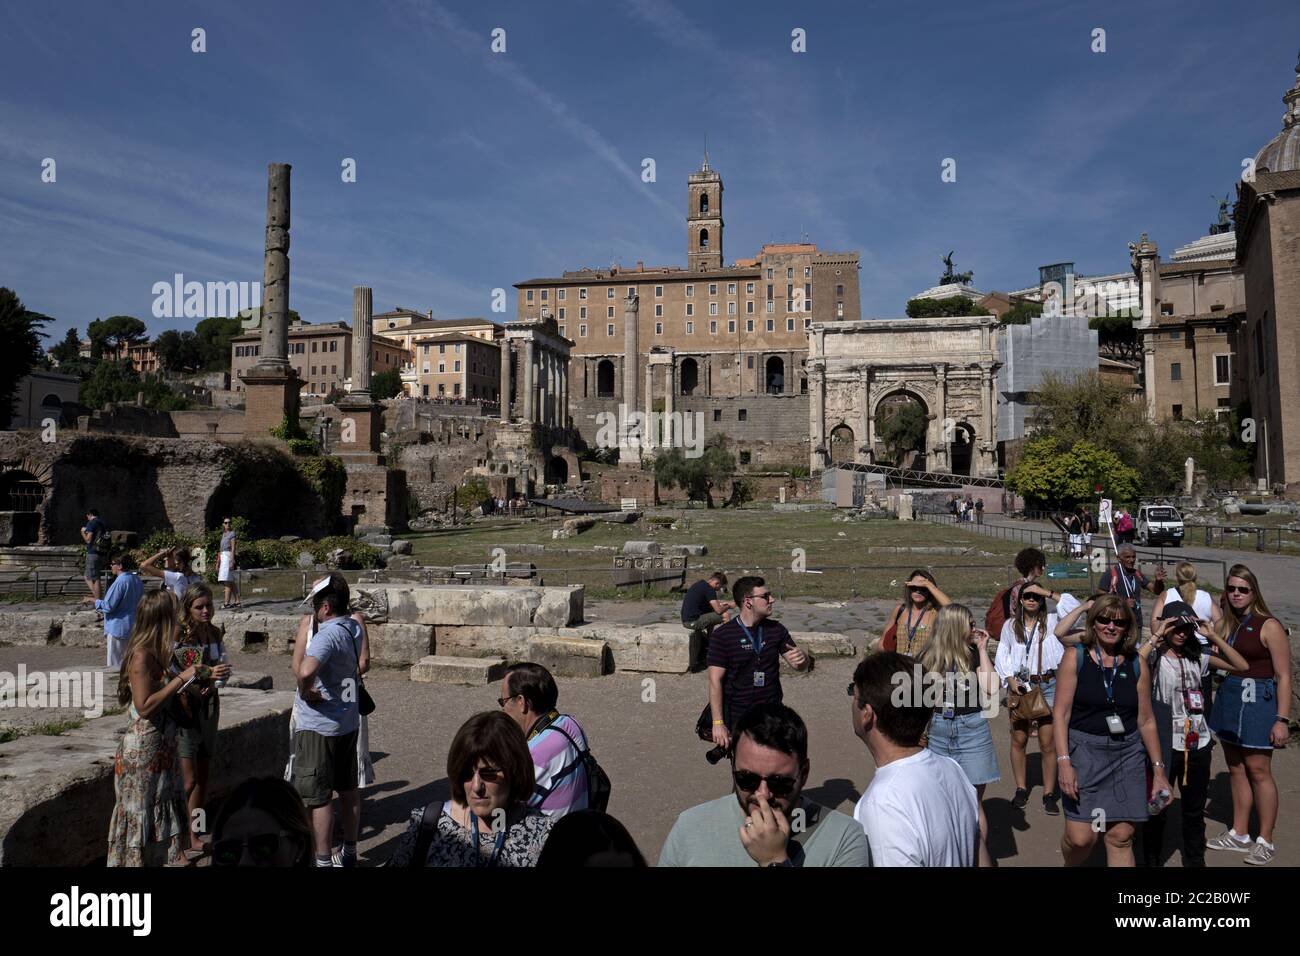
xmin=470 ymin=815 xmax=506 ymax=867
xmin=1093 ymin=646 xmax=1127 ymax=735
xmin=735 ymin=618 xmax=767 ymax=688
xmin=1177 ymin=656 xmax=1201 ymax=782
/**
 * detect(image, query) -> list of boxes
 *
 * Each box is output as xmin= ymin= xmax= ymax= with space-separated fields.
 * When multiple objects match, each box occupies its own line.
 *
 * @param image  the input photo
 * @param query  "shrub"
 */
xmin=294 ymin=456 xmax=347 ymax=517
xmin=311 ymin=536 xmax=383 ymax=569
xmin=287 ymin=438 xmax=321 ymax=456
xmin=454 ymin=478 xmax=491 ymax=511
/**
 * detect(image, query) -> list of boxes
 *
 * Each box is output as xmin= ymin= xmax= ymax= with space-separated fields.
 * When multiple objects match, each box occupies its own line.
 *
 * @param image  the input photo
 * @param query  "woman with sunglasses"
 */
xmin=1139 ymin=601 xmax=1247 ymax=867
xmin=995 ymin=583 xmax=1063 ymax=813
xmin=919 ymin=604 xmax=998 ymax=865
xmin=387 ymin=712 xmax=554 ymax=867
xmin=212 ymin=777 xmax=312 ymax=867
xmin=1053 ymin=594 xmax=1170 ymax=866
xmin=883 ymin=570 xmax=951 ymax=656
xmin=1205 ymin=565 xmax=1291 ymax=864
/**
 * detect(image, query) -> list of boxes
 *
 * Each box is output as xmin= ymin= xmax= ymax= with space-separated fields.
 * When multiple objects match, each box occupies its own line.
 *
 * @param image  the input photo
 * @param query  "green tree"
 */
xmin=1090 ymin=313 xmax=1140 ymax=362
xmin=50 ymin=326 xmax=83 ymax=365
xmin=80 ymin=359 xmax=192 ymax=411
xmin=0 ymin=288 xmax=50 ymax=429
xmin=905 ymin=297 xmax=992 ymax=318
xmin=1005 ymin=436 xmax=1140 ymax=507
xmin=87 ymin=315 xmax=147 ymax=361
xmin=372 ymin=368 xmax=403 ymax=400
xmin=654 ymin=433 xmax=736 ymax=508
xmin=1025 ymin=370 xmax=1146 ymax=455
xmin=999 ymin=300 xmax=1043 ymax=325
xmin=875 ymin=401 xmax=928 ymax=466
xmin=193 ymin=316 xmax=248 ymax=370
xmin=154 ymin=329 xmax=205 ymax=372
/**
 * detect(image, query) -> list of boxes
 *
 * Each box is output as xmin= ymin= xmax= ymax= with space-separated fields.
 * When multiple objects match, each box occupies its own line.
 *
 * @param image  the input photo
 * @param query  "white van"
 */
xmin=1137 ymin=504 xmax=1184 ymax=546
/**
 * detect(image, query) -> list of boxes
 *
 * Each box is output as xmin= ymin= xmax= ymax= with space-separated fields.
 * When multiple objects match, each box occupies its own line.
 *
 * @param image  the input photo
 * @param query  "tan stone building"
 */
xmin=511 ymin=157 xmax=860 ymax=461
xmin=407 ymin=332 xmax=501 ymax=401
xmin=370 ymin=311 xmax=498 ymax=351
xmin=230 ymin=320 xmax=407 ymax=397
xmin=128 ymin=343 xmax=161 ymax=375
xmin=1235 ymin=57 xmax=1300 ymax=495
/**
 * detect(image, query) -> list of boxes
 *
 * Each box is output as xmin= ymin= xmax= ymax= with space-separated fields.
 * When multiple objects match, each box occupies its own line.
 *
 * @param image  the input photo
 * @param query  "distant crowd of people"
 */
xmin=947 ymin=493 xmax=984 ymax=524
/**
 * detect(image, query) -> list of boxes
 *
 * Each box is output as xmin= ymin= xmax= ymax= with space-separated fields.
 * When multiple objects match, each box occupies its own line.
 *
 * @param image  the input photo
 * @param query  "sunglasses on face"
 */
xmin=1226 ymin=585 xmax=1253 ymax=595
xmin=496 ymin=694 xmax=521 ymax=708
xmin=1020 ymin=594 xmax=1042 ymax=603
xmin=213 ymin=832 xmax=292 ymax=866
xmin=750 ymin=593 xmax=774 ymax=603
xmin=464 ymin=766 xmax=505 ymax=784
xmin=1096 ymin=616 xmax=1130 ymax=629
xmin=733 ymin=769 xmax=798 ymax=797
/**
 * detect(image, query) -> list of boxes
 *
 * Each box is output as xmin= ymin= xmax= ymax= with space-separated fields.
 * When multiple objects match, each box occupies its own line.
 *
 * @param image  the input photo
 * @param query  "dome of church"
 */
xmin=1254 ymin=55 xmax=1300 ymax=174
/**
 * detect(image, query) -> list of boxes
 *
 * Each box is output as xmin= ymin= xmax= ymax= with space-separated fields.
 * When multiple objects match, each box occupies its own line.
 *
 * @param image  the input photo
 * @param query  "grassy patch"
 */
xmin=0 ymin=717 xmax=87 ymax=744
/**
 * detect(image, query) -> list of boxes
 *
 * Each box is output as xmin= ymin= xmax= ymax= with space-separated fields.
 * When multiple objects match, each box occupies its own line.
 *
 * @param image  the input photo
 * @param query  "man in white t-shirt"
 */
xmin=849 ymin=651 xmax=979 ymax=866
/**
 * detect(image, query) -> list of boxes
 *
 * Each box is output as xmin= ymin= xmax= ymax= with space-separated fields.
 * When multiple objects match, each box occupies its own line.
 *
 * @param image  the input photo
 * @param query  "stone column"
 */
xmin=546 ymin=350 xmax=556 ymax=427
xmin=499 ymin=339 xmax=512 ymax=421
xmin=623 ymin=293 xmax=639 ymax=412
xmin=351 ymin=287 xmax=373 ymax=400
xmin=523 ymin=338 xmax=536 ymax=422
xmin=930 ymin=364 xmax=950 ymax=472
xmin=981 ymin=364 xmax=996 ymax=475
xmin=810 ymin=361 xmax=826 ymax=472
xmin=859 ymin=367 xmax=871 ymax=462
xmin=665 ymin=359 xmax=676 ymax=447
xmin=558 ymin=357 xmax=568 ymax=430
xmin=645 ymin=363 xmax=655 ymax=450
xmin=256 ymin=163 xmax=291 ymax=371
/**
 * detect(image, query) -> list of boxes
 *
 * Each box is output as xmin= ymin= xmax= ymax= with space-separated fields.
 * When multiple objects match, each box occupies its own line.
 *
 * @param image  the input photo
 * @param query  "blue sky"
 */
xmin=2 ymin=0 xmax=1297 ymax=344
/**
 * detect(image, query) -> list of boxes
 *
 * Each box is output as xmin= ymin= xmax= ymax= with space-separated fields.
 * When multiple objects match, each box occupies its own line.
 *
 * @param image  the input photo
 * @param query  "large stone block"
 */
xmin=433 ymin=625 xmax=548 ymax=660
xmin=788 ymin=631 xmax=858 ymax=657
xmin=622 ymin=541 xmax=660 ymax=555
xmin=410 ymin=655 xmax=507 ymax=685
xmin=58 ymin=614 xmax=104 ymax=649
xmin=367 ymin=622 xmax=435 ymax=667
xmin=573 ymin=623 xmax=689 ymax=673
xmin=0 ymin=611 xmax=61 ymax=646
xmin=525 ymin=636 xmax=611 ymax=679
xmin=0 ymin=686 xmax=293 ymax=866
xmin=536 ymin=586 xmax=583 ymax=628
xmin=220 ymin=612 xmax=301 ymax=654
xmin=375 ymin=584 xmax=584 ymax=628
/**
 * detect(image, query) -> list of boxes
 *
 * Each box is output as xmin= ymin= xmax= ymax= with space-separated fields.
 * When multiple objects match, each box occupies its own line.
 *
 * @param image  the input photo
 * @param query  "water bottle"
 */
xmin=214 ymin=650 xmax=229 ymax=689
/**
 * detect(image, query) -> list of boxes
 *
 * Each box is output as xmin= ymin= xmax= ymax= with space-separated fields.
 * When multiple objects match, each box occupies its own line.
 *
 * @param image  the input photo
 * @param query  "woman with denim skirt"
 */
xmin=1205 ymin=564 xmax=1291 ymax=865
xmin=1054 ymin=594 xmax=1170 ymax=867
xmin=920 ymin=604 xmax=999 ymax=866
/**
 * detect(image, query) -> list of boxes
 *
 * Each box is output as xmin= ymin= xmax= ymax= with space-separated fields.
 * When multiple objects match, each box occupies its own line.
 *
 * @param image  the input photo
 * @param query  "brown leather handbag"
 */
xmin=1008 ymin=626 xmax=1051 ymax=723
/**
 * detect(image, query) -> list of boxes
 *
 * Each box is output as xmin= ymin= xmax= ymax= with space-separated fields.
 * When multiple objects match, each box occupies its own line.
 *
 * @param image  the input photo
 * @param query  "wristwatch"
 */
xmin=1275 ymin=716 xmax=1290 ymax=725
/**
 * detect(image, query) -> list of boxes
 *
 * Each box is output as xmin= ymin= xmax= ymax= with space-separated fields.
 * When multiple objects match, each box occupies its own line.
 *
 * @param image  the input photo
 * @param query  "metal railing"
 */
xmin=834 ymin=461 xmax=1005 ymax=490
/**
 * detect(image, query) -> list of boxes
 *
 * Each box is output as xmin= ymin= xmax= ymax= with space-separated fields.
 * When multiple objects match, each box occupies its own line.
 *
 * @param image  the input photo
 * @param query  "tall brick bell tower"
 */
xmin=687 ymin=154 xmax=723 ymax=271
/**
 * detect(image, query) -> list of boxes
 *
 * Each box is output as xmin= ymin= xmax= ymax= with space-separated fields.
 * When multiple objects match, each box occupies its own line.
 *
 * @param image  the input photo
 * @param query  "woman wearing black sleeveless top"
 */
xmin=1053 ymin=594 xmax=1169 ymax=866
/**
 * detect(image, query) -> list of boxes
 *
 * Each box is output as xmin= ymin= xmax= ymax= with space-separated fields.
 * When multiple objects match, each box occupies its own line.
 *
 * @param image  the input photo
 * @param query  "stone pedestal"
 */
xmin=241 ymin=368 xmax=303 ymax=440
xmin=336 ymin=400 xmax=383 ymax=465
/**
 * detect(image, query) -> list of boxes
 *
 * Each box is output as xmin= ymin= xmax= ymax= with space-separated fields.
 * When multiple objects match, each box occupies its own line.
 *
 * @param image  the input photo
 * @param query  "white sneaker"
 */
xmin=1205 ymin=829 xmax=1252 ymax=852
xmin=1244 ymin=839 xmax=1275 ymax=866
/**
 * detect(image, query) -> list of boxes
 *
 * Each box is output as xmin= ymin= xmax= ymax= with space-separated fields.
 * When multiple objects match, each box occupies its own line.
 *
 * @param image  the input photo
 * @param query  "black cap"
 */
xmin=1159 ymin=600 xmax=1200 ymax=626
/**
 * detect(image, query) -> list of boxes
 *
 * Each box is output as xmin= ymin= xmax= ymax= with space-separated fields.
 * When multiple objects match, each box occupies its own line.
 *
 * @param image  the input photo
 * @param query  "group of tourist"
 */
xmin=947 ymin=493 xmax=983 ymax=524
xmin=103 ymin=536 xmax=1289 ymax=867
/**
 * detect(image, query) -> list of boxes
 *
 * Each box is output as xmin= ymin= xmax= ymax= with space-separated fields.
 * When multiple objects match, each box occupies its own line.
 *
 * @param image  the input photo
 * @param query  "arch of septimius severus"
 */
xmin=807 ymin=315 xmax=1002 ymax=478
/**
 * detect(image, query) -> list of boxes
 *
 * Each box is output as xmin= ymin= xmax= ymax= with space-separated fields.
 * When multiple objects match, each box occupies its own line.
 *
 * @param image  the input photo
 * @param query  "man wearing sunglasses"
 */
xmin=705 ymin=576 xmax=810 ymax=761
xmin=1102 ymin=546 xmax=1166 ymax=634
xmin=660 ymin=703 xmax=868 ymax=866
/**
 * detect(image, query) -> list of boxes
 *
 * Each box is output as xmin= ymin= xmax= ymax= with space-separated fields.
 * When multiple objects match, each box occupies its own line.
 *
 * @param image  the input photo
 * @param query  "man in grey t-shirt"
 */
xmin=659 ymin=702 xmax=868 ymax=867
xmin=292 ymin=573 xmax=362 ymax=866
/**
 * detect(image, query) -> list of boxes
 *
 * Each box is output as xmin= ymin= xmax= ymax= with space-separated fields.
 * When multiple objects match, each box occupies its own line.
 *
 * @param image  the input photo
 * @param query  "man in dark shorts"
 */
xmin=292 ymin=574 xmax=363 ymax=866
xmin=682 ymin=571 xmax=734 ymax=672
xmin=80 ymin=508 xmax=109 ymax=600
xmin=706 ymin=576 xmax=810 ymax=762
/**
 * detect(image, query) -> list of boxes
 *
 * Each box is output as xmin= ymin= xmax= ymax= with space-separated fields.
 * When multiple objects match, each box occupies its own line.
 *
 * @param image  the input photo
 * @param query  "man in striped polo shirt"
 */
xmin=499 ymin=663 xmax=590 ymax=818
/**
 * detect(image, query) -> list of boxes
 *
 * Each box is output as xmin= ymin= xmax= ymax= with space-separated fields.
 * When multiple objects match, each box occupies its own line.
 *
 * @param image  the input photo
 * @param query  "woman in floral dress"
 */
xmin=107 ymin=590 xmax=200 ymax=867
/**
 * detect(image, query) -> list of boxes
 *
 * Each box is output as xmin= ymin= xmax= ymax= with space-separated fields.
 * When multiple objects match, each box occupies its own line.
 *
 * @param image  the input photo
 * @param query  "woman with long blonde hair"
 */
xmin=107 ymin=590 xmax=200 ymax=867
xmin=919 ymin=603 xmax=998 ymax=865
xmin=1054 ymin=594 xmax=1170 ymax=867
xmin=1205 ymin=564 xmax=1291 ymax=864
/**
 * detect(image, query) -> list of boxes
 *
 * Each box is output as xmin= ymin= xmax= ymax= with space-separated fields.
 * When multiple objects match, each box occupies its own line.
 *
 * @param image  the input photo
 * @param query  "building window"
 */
xmin=579 ymin=288 xmax=588 ymax=299
xmin=579 ymin=307 xmax=587 ymax=320
xmin=1160 ymin=303 xmax=1174 ymax=316
xmin=558 ymin=326 xmax=565 ymax=337
xmin=1170 ymin=329 xmax=1182 ymax=341
xmin=728 ymin=320 xmax=736 ymax=333
xmin=786 ymin=300 xmax=794 ymax=313
xmin=558 ymin=289 xmax=566 ymax=300
xmin=685 ymin=285 xmax=694 ymax=297
xmin=541 ymin=290 xmax=548 ymax=302
xmin=1172 ymin=404 xmax=1183 ymax=420
xmin=1214 ymin=354 xmax=1230 ymax=385
xmin=787 ymin=318 xmax=795 ymax=331
xmin=311 ymin=366 xmax=317 ymax=375
xmin=607 ymin=324 xmax=615 ymax=336
xmin=654 ymin=322 xmax=664 ymax=335
xmin=558 ymin=308 xmax=565 ymax=320
xmin=710 ymin=320 xmax=717 ymax=334
xmin=608 ymin=306 xmax=615 ymax=318
xmin=699 ymin=228 xmax=709 ymax=249
xmin=739 ymin=409 xmax=748 ymax=421
xmin=746 ymin=282 xmax=755 ymax=295
xmin=786 ymin=267 xmax=793 ymax=279
xmin=766 ymin=302 xmax=774 ymax=314
xmin=1170 ymin=362 xmax=1182 ymax=381
xmin=580 ymin=324 xmax=587 ymax=337
xmin=422 ymin=384 xmax=428 ymax=397
xmin=454 ymin=384 xmax=461 ymax=396
xmin=607 ymin=288 xmax=615 ymax=299
xmin=455 ymin=343 xmax=461 ymax=352
xmin=747 ymin=320 xmax=754 ymax=332
xmin=728 ymin=302 xmax=736 ymax=315
xmin=454 ymin=361 xmax=461 ymax=371
xmin=836 ymin=283 xmax=844 ymax=296
xmin=767 ymin=319 xmax=775 ymax=332
xmin=686 ymin=321 xmax=694 ymax=335
xmin=423 ymin=363 xmax=430 ymax=374
xmin=439 ymin=344 xmax=446 ymax=354
xmin=655 ymin=304 xmax=663 ymax=317
xmin=628 ymin=286 xmax=636 ymax=296
xmin=746 ymin=301 xmax=754 ymax=314
xmin=713 ymin=409 xmax=721 ymax=422
xmin=837 ymin=302 xmax=844 ymax=318
xmin=655 ymin=285 xmax=663 ymax=297
xmin=709 ymin=303 xmax=718 ymax=316
xmin=686 ymin=303 xmax=694 ymax=316
xmin=787 ymin=284 xmax=794 ymax=299
xmin=739 ymin=451 xmax=751 ymax=465
xmin=709 ymin=283 xmax=717 ymax=296
xmin=439 ymin=364 xmax=445 ymax=373
xmin=312 ymin=341 xmax=318 ymax=353
xmin=766 ymin=269 xmax=773 ymax=279
xmin=804 ymin=318 xmax=812 ymax=330
xmin=747 ymin=356 xmax=754 ymax=369
xmin=804 ymin=267 xmax=811 ymax=277
xmin=527 ymin=290 xmax=534 ymax=303
xmin=766 ymin=284 xmax=773 ymax=300
xmin=728 ymin=283 xmax=736 ymax=295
